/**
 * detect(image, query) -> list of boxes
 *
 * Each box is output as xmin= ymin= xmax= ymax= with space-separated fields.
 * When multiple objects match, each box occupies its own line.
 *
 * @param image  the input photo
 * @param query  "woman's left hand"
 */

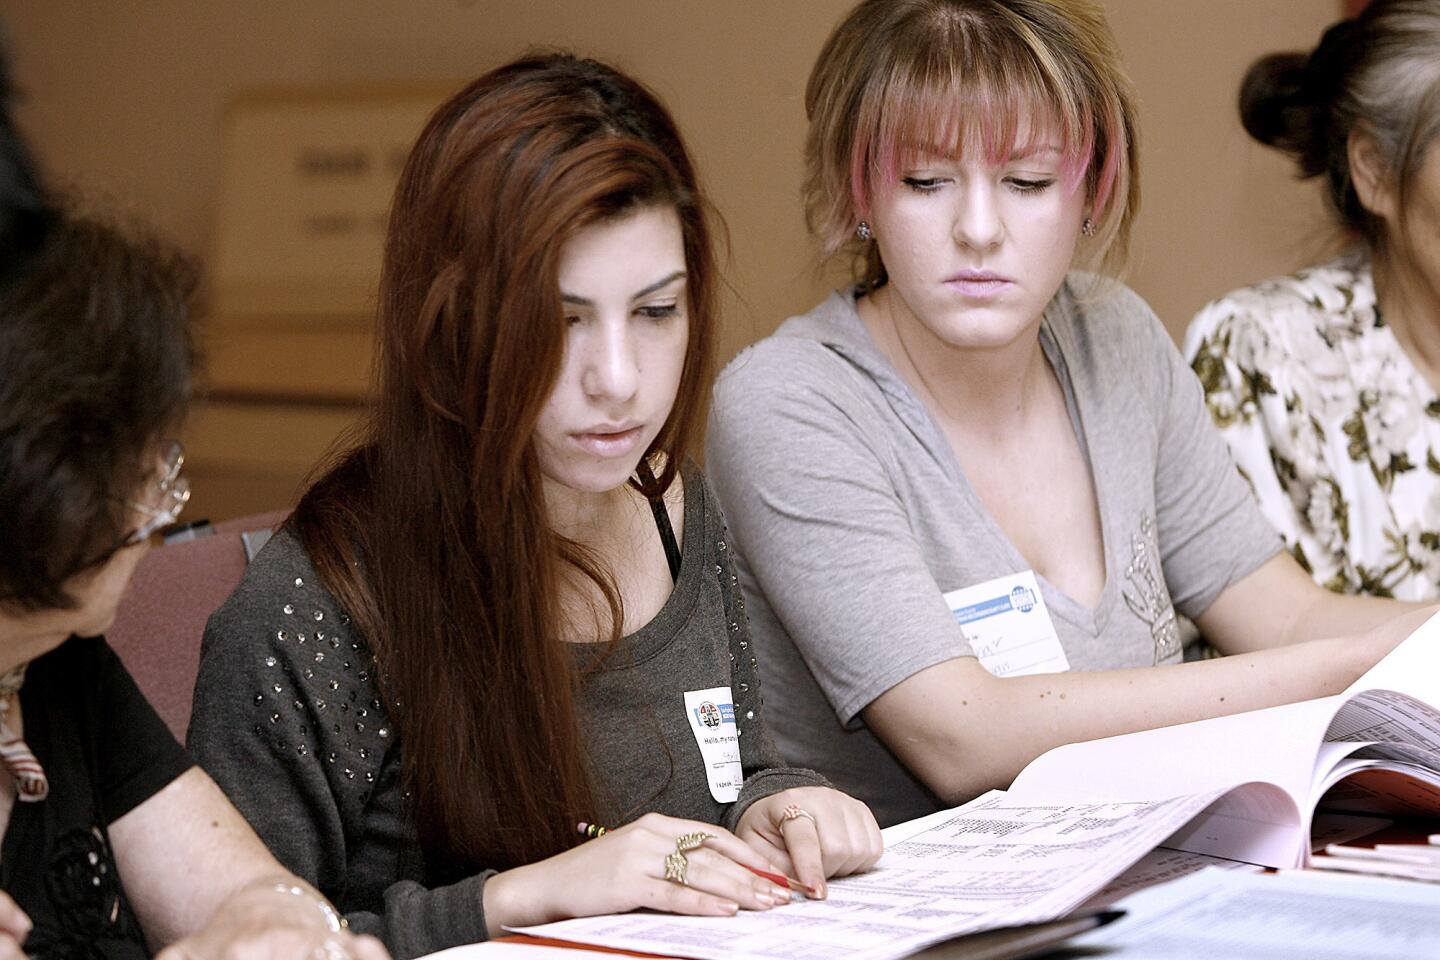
xmin=735 ymin=786 xmax=882 ymax=899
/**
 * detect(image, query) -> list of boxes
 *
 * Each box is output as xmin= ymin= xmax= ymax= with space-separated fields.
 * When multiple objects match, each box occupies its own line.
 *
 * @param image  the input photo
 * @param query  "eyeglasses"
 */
xmin=122 ymin=440 xmax=191 ymax=546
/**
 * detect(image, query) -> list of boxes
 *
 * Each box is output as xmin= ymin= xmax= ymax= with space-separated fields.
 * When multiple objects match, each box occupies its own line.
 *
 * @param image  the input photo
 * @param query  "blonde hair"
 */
xmin=803 ymin=0 xmax=1139 ymax=287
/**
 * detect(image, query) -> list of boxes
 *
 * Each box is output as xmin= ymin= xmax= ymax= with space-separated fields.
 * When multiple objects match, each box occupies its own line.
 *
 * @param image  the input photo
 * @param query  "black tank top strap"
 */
xmin=637 ymin=459 xmax=682 ymax=585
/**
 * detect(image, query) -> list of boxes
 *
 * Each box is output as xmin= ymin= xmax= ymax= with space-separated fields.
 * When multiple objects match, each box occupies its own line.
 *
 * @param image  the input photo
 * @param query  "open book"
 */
xmin=501 ymin=614 xmax=1440 ymax=960
xmin=1004 ymin=608 xmax=1440 ymax=869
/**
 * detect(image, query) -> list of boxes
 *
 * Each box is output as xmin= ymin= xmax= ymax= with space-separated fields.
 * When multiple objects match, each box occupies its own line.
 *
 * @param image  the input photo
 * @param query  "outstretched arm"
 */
xmin=862 ymin=596 xmax=1422 ymax=805
xmin=111 ymin=767 xmax=389 ymax=959
xmin=1196 ymin=551 xmax=1430 ymax=654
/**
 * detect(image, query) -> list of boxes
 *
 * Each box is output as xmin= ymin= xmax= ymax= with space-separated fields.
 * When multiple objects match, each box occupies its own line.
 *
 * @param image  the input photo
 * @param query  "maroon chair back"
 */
xmin=108 ymin=511 xmax=288 ymax=741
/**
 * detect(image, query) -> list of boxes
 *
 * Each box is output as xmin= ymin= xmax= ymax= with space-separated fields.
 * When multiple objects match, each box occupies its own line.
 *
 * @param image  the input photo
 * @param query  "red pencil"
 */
xmin=744 ymin=864 xmax=820 ymax=898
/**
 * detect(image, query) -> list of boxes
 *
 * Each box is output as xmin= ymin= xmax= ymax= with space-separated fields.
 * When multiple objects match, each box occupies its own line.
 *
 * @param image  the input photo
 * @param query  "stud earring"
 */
xmin=1081 ymin=217 xmax=1096 ymax=238
xmin=855 ymin=220 xmax=874 ymax=241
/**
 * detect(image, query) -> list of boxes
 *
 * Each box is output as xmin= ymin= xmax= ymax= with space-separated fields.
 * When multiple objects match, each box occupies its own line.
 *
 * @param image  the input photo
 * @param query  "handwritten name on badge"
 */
xmin=943 ymin=570 xmax=1069 ymax=677
xmin=683 ymin=686 xmax=742 ymax=802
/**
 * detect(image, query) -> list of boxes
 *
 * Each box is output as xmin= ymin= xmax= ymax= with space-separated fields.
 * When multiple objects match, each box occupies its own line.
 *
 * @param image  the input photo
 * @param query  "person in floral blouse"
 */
xmin=1187 ymin=0 xmax=1440 ymax=601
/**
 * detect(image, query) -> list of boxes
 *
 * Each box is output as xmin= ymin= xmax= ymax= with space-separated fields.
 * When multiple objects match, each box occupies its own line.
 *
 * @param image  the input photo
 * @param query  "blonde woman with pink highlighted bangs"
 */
xmin=705 ymin=0 xmax=1433 ymax=827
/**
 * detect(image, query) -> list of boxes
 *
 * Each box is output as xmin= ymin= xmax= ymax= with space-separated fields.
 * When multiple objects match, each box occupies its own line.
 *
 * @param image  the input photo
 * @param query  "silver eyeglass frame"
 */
xmin=122 ymin=439 xmax=191 ymax=546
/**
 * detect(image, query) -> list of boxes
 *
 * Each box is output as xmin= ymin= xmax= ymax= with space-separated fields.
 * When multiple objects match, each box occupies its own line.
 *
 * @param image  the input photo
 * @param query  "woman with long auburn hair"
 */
xmin=188 ymin=53 xmax=881 ymax=958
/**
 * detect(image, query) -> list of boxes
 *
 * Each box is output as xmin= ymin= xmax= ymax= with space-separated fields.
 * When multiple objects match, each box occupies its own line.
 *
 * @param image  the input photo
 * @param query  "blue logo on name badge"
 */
xmin=693 ymin=702 xmax=736 ymax=728
xmin=1010 ymin=585 xmax=1036 ymax=613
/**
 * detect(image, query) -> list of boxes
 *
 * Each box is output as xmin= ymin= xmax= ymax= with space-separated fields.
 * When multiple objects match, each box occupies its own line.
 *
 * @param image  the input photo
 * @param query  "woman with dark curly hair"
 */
xmin=0 ymin=39 xmax=389 ymax=960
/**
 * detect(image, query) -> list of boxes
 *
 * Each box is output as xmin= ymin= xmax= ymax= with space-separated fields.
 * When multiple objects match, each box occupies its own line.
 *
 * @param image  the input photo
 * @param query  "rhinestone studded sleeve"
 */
xmin=191 ymin=554 xmax=361 ymax=878
xmin=707 ymin=486 xmax=831 ymax=833
xmin=188 ymin=530 xmax=492 ymax=955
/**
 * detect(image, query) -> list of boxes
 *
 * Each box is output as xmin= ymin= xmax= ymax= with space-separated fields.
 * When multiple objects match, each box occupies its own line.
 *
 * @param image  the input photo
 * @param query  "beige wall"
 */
xmin=1113 ymin=2 xmax=1341 ymax=326
xmin=6 ymin=0 xmax=1343 ymax=517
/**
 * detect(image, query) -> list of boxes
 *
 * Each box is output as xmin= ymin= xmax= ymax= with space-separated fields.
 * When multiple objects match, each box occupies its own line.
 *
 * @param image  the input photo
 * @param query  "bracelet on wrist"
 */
xmin=271 ymin=882 xmax=348 ymax=933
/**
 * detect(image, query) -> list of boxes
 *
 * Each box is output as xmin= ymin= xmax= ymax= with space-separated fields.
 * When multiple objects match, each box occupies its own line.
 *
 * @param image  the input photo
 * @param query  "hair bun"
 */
xmin=1238 ymin=51 xmax=1313 ymax=152
xmin=1241 ymin=18 xmax=1363 ymax=175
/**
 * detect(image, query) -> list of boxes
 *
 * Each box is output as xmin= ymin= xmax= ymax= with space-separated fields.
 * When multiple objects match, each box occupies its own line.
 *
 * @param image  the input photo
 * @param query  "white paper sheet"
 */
xmin=1007 ymin=695 xmax=1342 ymax=807
xmin=1077 ymin=847 xmax=1262 ymax=909
xmin=1071 ymin=865 xmax=1440 ymax=957
xmin=513 ymin=790 xmax=1222 ymax=960
xmin=1328 ymin=688 xmax=1440 ymax=752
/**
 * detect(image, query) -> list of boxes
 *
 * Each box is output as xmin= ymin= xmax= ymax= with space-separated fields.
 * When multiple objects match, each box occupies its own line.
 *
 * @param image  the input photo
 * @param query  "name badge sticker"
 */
xmin=683 ymin=686 xmax=742 ymax=803
xmin=943 ymin=570 xmax=1069 ymax=677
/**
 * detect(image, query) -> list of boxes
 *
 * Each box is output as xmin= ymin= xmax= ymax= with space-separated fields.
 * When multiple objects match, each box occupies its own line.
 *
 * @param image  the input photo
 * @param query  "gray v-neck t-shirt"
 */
xmin=705 ymin=277 xmax=1281 ymax=827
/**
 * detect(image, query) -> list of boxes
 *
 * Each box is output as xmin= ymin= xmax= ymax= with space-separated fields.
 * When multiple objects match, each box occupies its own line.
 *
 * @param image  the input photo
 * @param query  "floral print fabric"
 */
xmin=1185 ymin=252 xmax=1440 ymax=599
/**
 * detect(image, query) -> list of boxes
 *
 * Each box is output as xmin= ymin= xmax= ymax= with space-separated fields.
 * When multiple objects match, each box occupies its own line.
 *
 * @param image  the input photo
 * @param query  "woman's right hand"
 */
xmin=0 ymin=892 xmax=30 ymax=959
xmin=482 ymin=813 xmax=794 ymax=936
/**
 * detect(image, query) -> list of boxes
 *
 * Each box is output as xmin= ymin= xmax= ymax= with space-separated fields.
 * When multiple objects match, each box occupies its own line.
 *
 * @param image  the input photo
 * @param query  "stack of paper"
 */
xmin=1312 ymin=835 xmax=1440 ymax=883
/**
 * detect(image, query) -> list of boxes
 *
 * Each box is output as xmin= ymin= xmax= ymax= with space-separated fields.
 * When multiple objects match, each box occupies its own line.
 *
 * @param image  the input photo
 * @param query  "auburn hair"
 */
xmin=804 ymin=0 xmax=1139 ymax=287
xmin=292 ymin=53 xmax=717 ymax=878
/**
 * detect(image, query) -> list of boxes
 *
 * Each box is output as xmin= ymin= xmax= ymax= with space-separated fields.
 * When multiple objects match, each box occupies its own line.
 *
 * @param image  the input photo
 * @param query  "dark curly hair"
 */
xmin=0 ymin=212 xmax=197 ymax=611
xmin=1240 ymin=0 xmax=1440 ymax=246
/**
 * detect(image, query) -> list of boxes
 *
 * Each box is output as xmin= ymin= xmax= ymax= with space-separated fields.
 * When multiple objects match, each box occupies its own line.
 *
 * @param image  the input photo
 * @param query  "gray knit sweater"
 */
xmin=187 ymin=468 xmax=824 ymax=958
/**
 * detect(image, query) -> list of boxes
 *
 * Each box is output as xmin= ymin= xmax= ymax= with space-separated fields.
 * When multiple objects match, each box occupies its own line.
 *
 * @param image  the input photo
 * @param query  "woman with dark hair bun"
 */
xmin=1187 ymin=0 xmax=1440 ymax=600
xmin=188 ymin=52 xmax=880 ymax=958
xmin=0 ymin=213 xmax=391 ymax=960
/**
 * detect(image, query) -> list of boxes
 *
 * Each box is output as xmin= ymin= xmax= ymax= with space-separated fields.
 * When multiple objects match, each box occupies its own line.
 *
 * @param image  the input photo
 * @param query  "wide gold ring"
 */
xmin=664 ymin=849 xmax=689 ymax=885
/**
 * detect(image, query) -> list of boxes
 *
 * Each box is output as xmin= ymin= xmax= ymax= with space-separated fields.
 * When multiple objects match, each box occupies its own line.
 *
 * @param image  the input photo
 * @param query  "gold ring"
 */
xmin=675 ymin=831 xmax=713 ymax=853
xmin=663 ymin=849 xmax=689 ymax=885
xmin=779 ymin=804 xmax=816 ymax=829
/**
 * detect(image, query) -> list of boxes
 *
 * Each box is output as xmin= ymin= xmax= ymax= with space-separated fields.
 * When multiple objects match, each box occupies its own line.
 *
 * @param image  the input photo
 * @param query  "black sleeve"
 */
xmin=89 ymin=638 xmax=194 ymax=825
